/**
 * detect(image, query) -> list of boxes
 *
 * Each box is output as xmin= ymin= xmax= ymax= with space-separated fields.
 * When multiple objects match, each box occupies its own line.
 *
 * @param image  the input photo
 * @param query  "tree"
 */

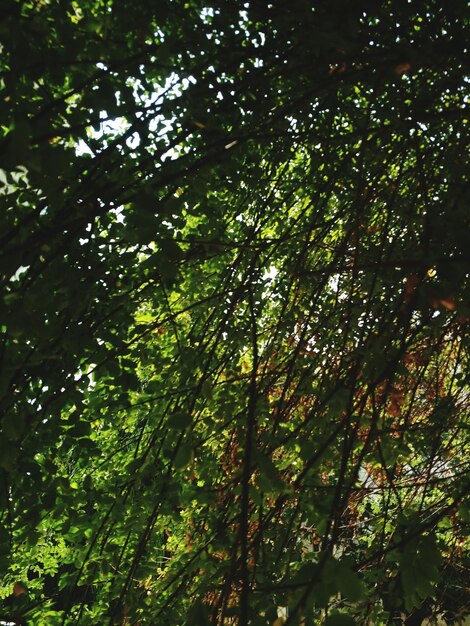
xmin=0 ymin=1 xmax=469 ymax=624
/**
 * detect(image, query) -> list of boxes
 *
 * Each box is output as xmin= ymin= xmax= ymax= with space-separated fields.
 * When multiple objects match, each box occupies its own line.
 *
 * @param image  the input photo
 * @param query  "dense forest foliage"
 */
xmin=0 ymin=1 xmax=469 ymax=624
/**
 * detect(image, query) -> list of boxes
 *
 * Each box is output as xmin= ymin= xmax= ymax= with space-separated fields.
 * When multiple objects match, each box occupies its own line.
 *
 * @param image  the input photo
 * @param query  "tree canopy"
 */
xmin=0 ymin=1 xmax=469 ymax=624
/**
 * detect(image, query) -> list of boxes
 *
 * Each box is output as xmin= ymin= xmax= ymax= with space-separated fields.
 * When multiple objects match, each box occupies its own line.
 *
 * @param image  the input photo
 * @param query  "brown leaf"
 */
xmin=403 ymin=274 xmax=420 ymax=304
xmin=432 ymin=296 xmax=457 ymax=311
xmin=440 ymin=297 xmax=456 ymax=311
xmin=395 ymin=62 xmax=411 ymax=75
xmin=389 ymin=386 xmax=404 ymax=417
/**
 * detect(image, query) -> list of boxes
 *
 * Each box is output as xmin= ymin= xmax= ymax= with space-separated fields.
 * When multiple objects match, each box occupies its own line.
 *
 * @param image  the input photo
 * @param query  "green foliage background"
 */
xmin=0 ymin=1 xmax=468 ymax=624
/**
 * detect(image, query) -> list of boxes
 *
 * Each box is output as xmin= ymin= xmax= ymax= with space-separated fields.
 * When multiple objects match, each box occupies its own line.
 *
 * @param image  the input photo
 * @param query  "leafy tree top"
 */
xmin=0 ymin=1 xmax=468 ymax=625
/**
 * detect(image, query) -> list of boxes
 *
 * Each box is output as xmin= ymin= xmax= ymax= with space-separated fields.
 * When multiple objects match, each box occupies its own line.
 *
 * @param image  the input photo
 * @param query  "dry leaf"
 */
xmin=395 ymin=62 xmax=411 ymax=75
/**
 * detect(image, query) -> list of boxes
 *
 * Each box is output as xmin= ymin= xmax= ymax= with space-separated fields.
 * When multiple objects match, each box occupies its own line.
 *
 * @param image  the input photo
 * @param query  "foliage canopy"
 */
xmin=0 ymin=1 xmax=469 ymax=624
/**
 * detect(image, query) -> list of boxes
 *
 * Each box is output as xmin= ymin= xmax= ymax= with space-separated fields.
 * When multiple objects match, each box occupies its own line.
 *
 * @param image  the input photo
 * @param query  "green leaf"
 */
xmin=186 ymin=599 xmax=210 ymax=625
xmin=324 ymin=614 xmax=355 ymax=626
xmin=5 ymin=120 xmax=32 ymax=165
xmin=2 ymin=409 xmax=25 ymax=441
xmin=168 ymin=412 xmax=192 ymax=429
xmin=0 ymin=442 xmax=18 ymax=471
xmin=256 ymin=450 xmax=286 ymax=493
xmin=336 ymin=563 xmax=365 ymax=602
xmin=200 ymin=379 xmax=213 ymax=400
xmin=0 ymin=2 xmax=467 ymax=622
xmin=0 ymin=527 xmax=11 ymax=554
xmin=174 ymin=443 xmax=193 ymax=469
xmin=399 ymin=534 xmax=441 ymax=611
xmin=68 ymin=419 xmax=92 ymax=438
xmin=160 ymin=239 xmax=184 ymax=262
